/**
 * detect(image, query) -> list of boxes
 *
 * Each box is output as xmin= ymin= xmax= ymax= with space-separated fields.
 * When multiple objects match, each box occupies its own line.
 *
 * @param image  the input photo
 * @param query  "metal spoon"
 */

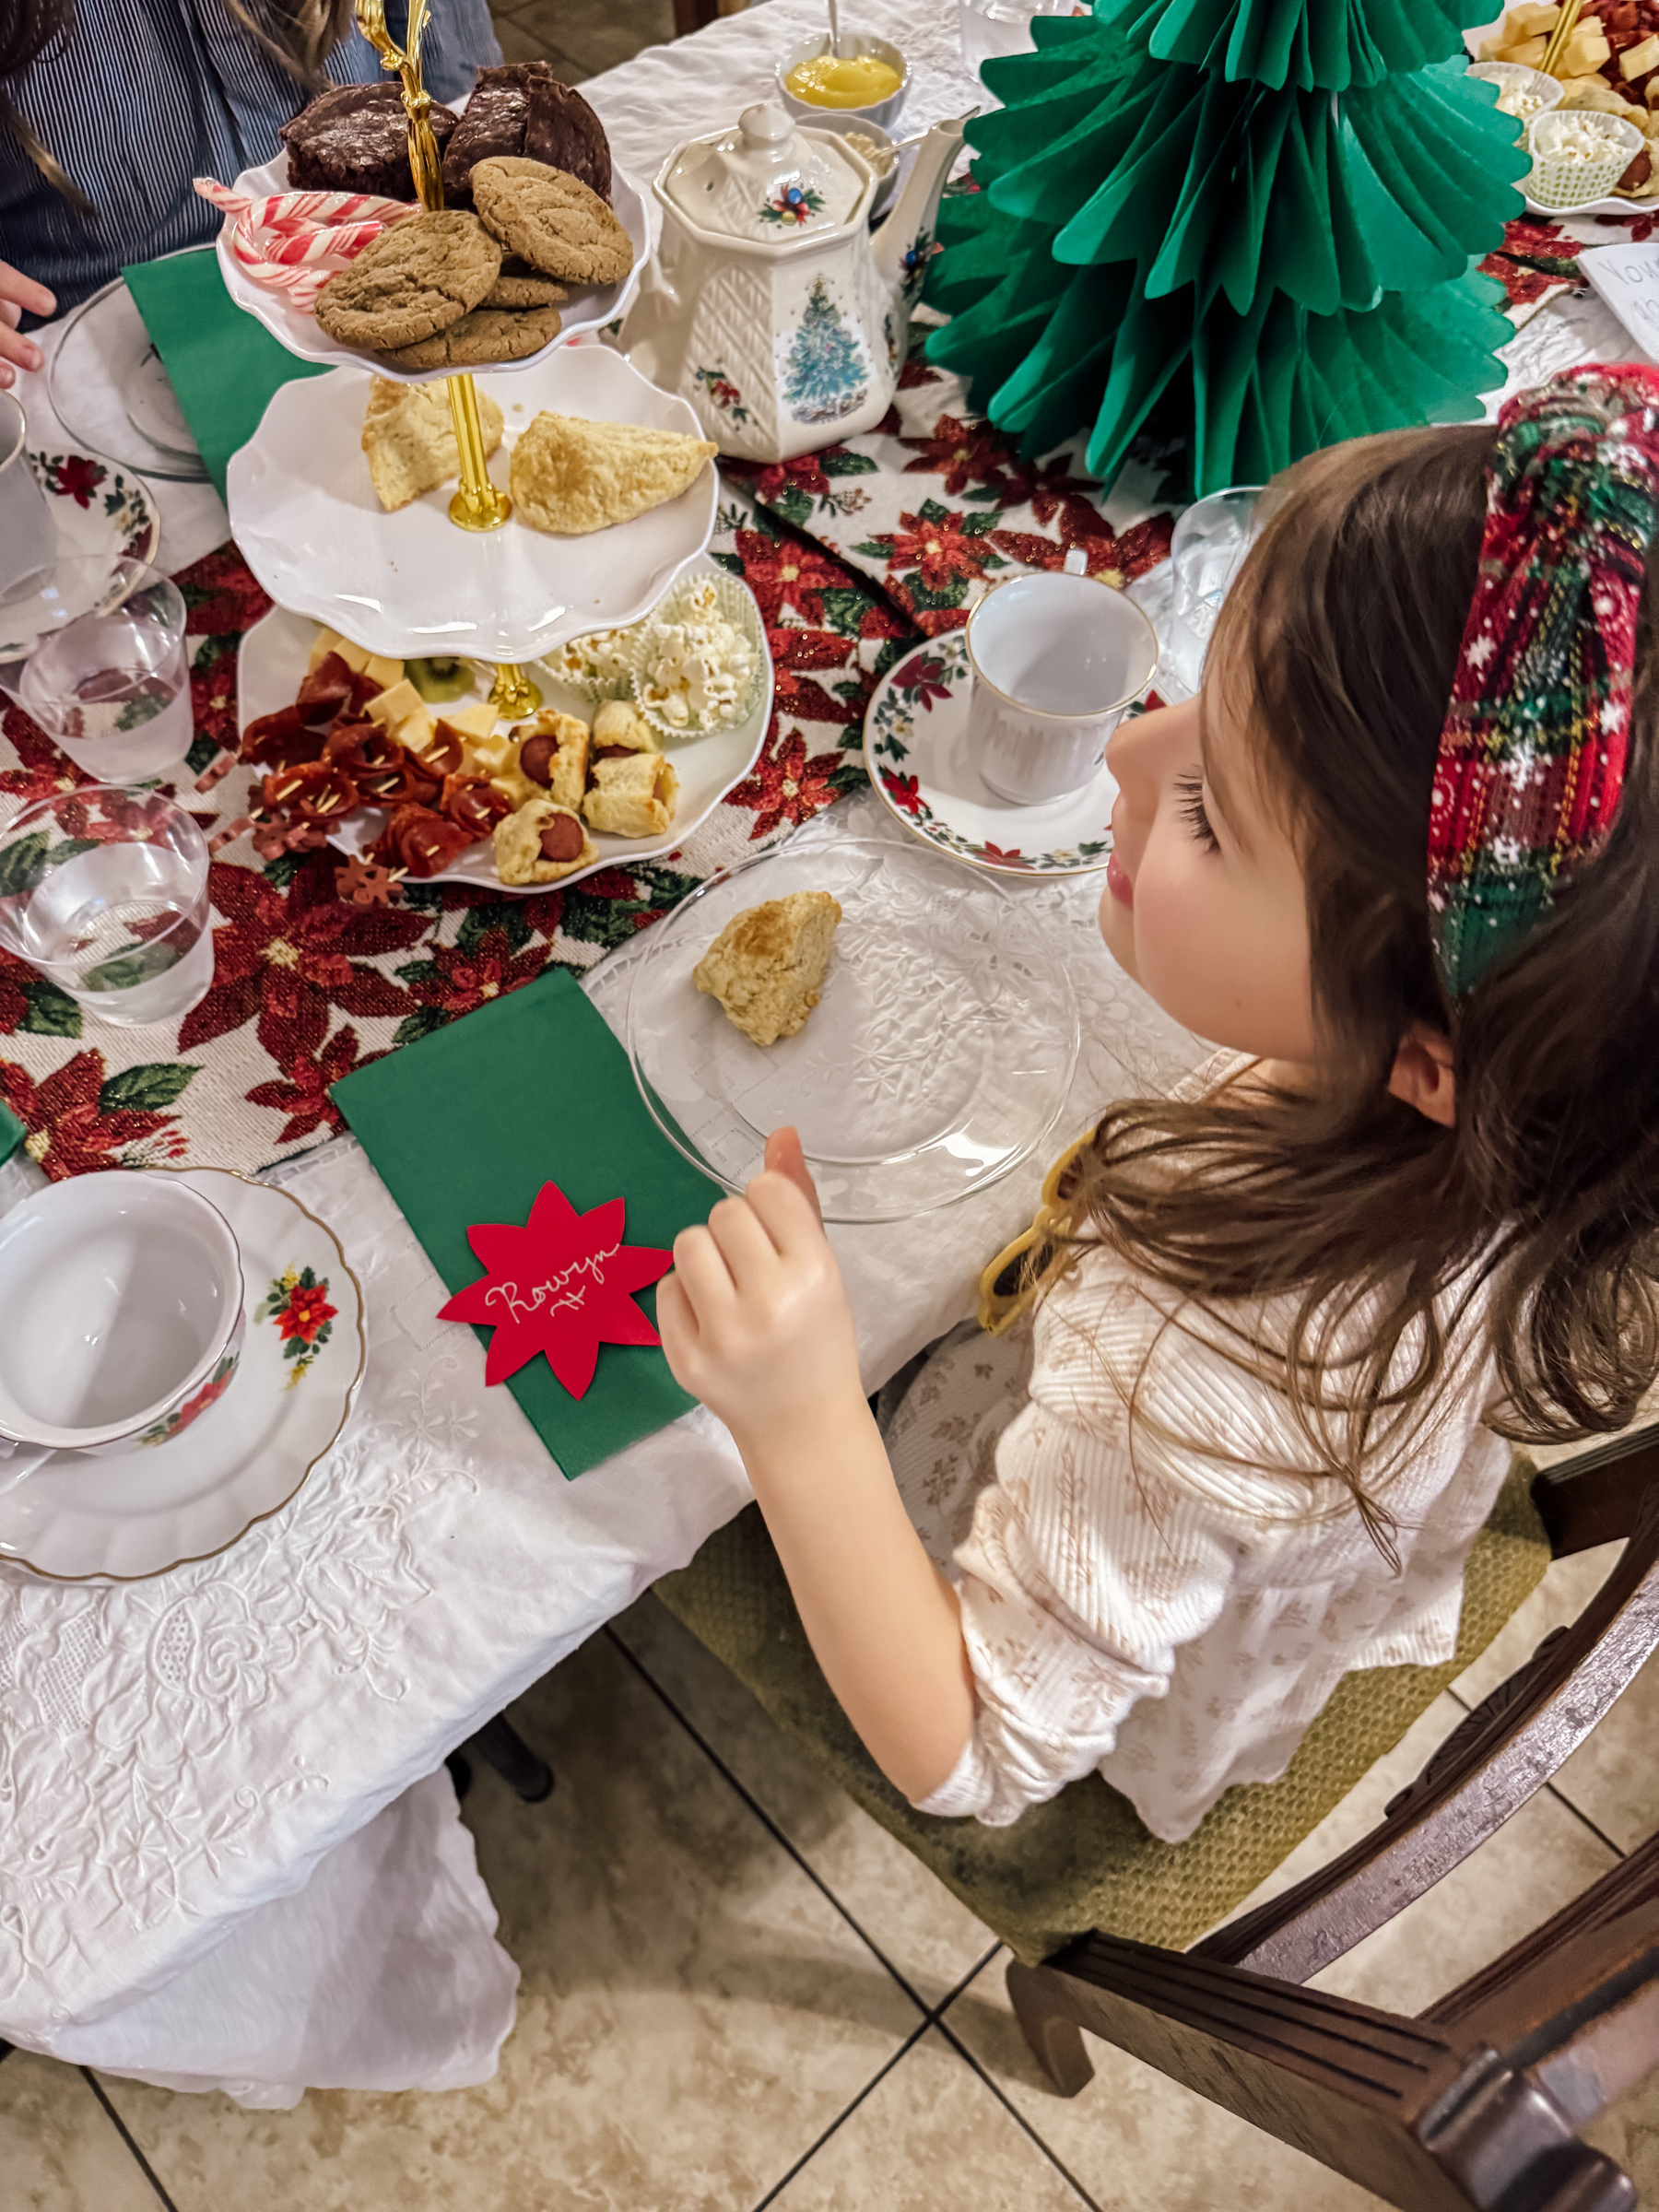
xmin=828 ymin=0 xmax=842 ymax=57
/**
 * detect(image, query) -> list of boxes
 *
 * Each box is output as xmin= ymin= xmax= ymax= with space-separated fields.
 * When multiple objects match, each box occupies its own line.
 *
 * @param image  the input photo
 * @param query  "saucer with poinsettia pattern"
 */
xmin=0 ymin=1169 xmax=362 ymax=1581
xmin=0 ymin=452 xmax=160 ymax=660
xmin=864 ymin=629 xmax=1117 ymax=877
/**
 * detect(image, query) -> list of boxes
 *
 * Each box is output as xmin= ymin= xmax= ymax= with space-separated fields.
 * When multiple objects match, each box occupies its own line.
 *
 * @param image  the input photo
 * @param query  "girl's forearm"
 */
xmin=735 ymin=1394 xmax=976 ymax=1804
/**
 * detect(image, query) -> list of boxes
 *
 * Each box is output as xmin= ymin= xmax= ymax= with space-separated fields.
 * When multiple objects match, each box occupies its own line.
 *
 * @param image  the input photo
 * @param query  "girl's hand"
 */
xmin=659 ymin=1126 xmax=864 ymax=1452
xmin=0 ymin=262 xmax=55 ymax=387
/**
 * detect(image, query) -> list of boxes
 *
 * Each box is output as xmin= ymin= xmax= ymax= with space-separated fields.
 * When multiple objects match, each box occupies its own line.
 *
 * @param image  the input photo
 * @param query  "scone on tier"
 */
xmin=516 ymin=710 xmax=590 ymax=810
xmin=692 ymin=892 xmax=841 ymax=1048
xmin=590 ymin=698 xmax=660 ymax=757
xmin=582 ymin=750 xmax=678 ymax=838
xmin=494 ymin=797 xmax=596 ymax=884
xmin=508 ymin=412 xmax=717 ymax=534
xmin=361 ymin=379 xmax=505 ymax=512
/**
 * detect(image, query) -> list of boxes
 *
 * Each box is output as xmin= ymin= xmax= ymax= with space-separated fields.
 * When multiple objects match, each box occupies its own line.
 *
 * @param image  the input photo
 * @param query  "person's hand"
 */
xmin=658 ymin=1126 xmax=865 ymax=1452
xmin=0 ymin=261 xmax=56 ymax=388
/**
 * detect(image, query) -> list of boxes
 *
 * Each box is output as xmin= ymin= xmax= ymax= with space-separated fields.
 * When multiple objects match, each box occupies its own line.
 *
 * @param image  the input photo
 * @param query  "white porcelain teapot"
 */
xmin=621 ymin=100 xmax=970 ymax=465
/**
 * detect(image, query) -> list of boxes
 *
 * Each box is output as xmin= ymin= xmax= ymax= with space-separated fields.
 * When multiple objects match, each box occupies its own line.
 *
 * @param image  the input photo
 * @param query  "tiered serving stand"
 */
xmin=219 ymin=0 xmax=771 ymax=888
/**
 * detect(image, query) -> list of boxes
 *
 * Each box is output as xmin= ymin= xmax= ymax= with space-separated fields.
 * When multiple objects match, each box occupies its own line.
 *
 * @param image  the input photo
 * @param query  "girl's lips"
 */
xmin=1106 ymin=849 xmax=1134 ymax=909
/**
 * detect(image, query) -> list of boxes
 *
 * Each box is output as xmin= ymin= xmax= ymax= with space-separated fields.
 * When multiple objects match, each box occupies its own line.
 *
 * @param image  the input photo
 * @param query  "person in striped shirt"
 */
xmin=0 ymin=0 xmax=501 ymax=373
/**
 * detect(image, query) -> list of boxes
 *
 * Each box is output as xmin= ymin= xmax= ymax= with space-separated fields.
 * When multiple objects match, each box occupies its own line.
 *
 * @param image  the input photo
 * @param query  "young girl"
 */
xmin=657 ymin=364 xmax=1659 ymax=1841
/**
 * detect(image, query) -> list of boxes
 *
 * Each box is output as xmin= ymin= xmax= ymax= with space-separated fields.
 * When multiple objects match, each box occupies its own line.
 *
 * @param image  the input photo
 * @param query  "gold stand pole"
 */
xmin=357 ymin=0 xmax=534 ymax=712
xmin=444 ymin=374 xmax=511 ymax=533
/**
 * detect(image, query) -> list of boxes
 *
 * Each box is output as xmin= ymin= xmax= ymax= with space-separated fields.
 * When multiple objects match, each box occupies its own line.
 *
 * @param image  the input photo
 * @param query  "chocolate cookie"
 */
xmin=483 ymin=257 xmax=568 ymax=309
xmin=314 ymin=209 xmax=500 ymax=352
xmin=382 ymin=300 xmax=563 ymax=370
xmin=441 ymin=62 xmax=611 ymax=207
xmin=472 ymin=159 xmax=633 ymax=288
xmin=280 ymin=82 xmax=458 ymax=201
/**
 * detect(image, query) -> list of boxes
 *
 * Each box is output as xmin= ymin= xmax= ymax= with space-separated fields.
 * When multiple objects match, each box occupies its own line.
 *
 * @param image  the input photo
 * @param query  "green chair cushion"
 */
xmin=653 ymin=1453 xmax=1550 ymax=1965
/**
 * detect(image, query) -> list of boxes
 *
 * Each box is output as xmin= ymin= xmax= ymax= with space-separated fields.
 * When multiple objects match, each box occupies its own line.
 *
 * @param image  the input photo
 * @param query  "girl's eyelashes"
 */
xmin=1173 ymin=771 xmax=1220 ymax=853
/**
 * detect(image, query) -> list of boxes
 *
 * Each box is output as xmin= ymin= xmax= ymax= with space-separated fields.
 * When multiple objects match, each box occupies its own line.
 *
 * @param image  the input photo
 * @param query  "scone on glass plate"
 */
xmin=692 ymin=892 xmax=841 ymax=1048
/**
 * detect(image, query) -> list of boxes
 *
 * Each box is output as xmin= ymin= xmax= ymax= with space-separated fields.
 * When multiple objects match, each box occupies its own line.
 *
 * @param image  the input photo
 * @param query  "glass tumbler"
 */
xmin=1169 ymin=486 xmax=1265 ymax=651
xmin=0 ymin=785 xmax=214 ymax=1028
xmin=10 ymin=560 xmax=194 ymax=780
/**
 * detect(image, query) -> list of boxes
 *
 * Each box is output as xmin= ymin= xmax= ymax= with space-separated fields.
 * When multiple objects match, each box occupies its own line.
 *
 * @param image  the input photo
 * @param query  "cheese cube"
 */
xmin=1560 ymin=22 xmax=1612 ymax=74
xmin=438 ymin=700 xmax=500 ymax=740
xmin=1495 ymin=33 xmax=1550 ymax=65
xmin=304 ymin=626 xmax=402 ymax=688
xmin=1623 ymin=31 xmax=1659 ymax=78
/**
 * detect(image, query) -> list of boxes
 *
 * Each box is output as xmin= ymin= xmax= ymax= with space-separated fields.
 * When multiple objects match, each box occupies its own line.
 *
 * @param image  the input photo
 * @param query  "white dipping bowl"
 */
xmin=1466 ymin=59 xmax=1564 ymax=127
xmin=800 ymin=112 xmax=900 ymax=215
xmin=1526 ymin=108 xmax=1645 ymax=209
xmin=776 ymin=32 xmax=909 ymax=131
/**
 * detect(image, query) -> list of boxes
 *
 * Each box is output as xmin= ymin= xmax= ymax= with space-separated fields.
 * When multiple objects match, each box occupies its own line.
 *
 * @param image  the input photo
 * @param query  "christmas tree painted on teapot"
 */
xmin=622 ymin=101 xmax=971 ymax=465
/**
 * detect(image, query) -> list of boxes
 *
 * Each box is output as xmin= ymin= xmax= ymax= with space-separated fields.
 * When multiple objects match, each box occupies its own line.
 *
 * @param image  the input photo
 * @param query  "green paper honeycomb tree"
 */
xmin=926 ymin=0 xmax=1532 ymax=493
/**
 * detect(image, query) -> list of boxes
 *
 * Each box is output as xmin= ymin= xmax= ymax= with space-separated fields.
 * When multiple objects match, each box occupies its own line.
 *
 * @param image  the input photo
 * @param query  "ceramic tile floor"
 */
xmin=5 ymin=1538 xmax=1659 ymax=2212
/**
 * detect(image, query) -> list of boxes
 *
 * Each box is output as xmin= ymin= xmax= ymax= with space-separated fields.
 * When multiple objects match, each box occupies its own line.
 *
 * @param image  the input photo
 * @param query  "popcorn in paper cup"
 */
xmin=1525 ymin=110 xmax=1644 ymax=207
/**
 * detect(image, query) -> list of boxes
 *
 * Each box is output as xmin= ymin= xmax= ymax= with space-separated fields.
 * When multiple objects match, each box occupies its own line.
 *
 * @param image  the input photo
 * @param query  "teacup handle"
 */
xmin=0 ymin=1434 xmax=52 ymax=1495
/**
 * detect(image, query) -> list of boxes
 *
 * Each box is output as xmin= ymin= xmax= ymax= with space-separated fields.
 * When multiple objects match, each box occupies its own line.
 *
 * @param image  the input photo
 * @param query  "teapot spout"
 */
xmin=871 ymin=110 xmax=974 ymax=313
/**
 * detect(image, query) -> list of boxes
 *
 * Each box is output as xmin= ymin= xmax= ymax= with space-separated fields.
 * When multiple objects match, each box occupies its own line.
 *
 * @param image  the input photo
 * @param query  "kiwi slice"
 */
xmin=406 ymin=655 xmax=473 ymax=704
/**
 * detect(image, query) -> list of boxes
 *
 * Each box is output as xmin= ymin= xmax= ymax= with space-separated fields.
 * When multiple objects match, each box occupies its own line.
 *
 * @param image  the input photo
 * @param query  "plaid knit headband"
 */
xmin=1427 ymin=364 xmax=1659 ymax=1001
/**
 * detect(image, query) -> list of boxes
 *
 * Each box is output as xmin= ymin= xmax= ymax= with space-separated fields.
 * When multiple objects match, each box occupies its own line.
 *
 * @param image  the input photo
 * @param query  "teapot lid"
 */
xmin=661 ymin=101 xmax=867 ymax=243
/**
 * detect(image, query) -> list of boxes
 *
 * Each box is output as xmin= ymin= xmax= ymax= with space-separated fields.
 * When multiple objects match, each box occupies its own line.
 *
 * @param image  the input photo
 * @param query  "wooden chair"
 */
xmin=654 ymin=1431 xmax=1659 ymax=2210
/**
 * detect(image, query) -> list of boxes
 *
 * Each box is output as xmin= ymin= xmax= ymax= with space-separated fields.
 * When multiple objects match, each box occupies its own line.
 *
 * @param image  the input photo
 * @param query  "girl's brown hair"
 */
xmin=1056 ymin=424 xmax=1659 ymax=1551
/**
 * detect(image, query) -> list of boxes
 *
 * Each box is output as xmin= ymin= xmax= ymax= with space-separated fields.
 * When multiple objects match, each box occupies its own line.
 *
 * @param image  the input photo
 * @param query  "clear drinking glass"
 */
xmin=958 ymin=0 xmax=1077 ymax=72
xmin=0 ymin=785 xmax=214 ymax=1028
xmin=1169 ymin=486 xmax=1265 ymax=649
xmin=10 ymin=559 xmax=193 ymax=779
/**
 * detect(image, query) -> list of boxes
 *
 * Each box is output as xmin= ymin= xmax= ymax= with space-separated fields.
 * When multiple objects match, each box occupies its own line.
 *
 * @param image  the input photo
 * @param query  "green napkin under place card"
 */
xmin=122 ymin=249 xmax=325 ymax=500
xmin=331 ymin=969 xmax=722 ymax=1478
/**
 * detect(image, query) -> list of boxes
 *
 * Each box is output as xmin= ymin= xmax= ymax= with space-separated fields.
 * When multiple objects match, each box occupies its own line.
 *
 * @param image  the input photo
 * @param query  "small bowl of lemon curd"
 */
xmin=776 ymin=33 xmax=908 ymax=129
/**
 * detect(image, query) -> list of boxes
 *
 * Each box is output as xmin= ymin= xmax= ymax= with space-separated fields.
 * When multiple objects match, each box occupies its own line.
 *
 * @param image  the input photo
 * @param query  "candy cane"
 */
xmin=194 ymin=179 xmax=415 ymax=308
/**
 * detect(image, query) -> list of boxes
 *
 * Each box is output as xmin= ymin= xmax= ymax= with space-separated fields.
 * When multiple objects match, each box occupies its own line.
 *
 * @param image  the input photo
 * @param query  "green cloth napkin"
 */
xmin=0 ymin=1100 xmax=22 ymax=1168
xmin=122 ymin=248 xmax=325 ymax=500
xmin=332 ymin=969 xmax=722 ymax=1479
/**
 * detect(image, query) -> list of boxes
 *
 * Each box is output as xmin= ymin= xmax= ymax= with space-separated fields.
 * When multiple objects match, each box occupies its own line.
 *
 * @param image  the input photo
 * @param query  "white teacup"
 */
xmin=965 ymin=568 xmax=1159 ymax=806
xmin=0 ymin=1172 xmax=245 ymax=1493
xmin=0 ymin=391 xmax=58 ymax=609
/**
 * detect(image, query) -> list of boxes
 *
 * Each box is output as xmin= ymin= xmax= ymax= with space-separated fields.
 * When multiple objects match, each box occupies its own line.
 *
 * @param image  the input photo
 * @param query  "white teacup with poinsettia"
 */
xmin=0 ymin=1171 xmax=245 ymax=1490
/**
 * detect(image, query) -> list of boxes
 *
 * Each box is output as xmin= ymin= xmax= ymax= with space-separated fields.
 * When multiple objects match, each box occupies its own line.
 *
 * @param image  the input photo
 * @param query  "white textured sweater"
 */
xmin=887 ymin=1247 xmax=1509 ymax=1840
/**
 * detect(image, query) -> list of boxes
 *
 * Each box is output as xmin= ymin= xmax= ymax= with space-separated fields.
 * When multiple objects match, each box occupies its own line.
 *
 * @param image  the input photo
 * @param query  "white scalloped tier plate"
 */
xmin=236 ymin=556 xmax=772 ymax=895
xmin=226 ymin=344 xmax=717 ymax=664
xmin=626 ymin=836 xmax=1080 ymax=1222
xmin=863 ymin=629 xmax=1116 ymax=877
xmin=0 ymin=1170 xmax=364 ymax=1582
xmin=1524 ymin=189 xmax=1648 ymax=218
xmin=216 ymin=157 xmax=650 ymax=386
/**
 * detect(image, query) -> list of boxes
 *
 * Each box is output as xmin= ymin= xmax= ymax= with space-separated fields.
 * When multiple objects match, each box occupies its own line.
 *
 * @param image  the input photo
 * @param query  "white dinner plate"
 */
xmin=863 ymin=629 xmax=1116 ymax=876
xmin=627 ymin=836 xmax=1080 ymax=1222
xmin=236 ymin=558 xmax=772 ymax=895
xmin=0 ymin=1170 xmax=363 ymax=1581
xmin=227 ymin=344 xmax=718 ymax=665
xmin=216 ymin=158 xmax=650 ymax=386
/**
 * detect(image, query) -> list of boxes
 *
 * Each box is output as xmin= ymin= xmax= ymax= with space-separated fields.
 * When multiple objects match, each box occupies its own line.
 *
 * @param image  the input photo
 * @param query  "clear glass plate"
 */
xmin=47 ymin=254 xmax=210 ymax=484
xmin=627 ymin=837 xmax=1080 ymax=1224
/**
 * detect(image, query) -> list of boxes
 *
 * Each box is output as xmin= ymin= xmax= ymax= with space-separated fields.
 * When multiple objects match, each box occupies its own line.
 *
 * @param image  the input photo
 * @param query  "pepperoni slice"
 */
xmin=539 ymin=810 xmax=586 ymax=863
xmin=296 ymin=652 xmax=356 ymax=725
xmin=371 ymin=802 xmax=478 ymax=877
xmin=240 ymin=704 xmax=323 ymax=770
xmin=347 ymin=667 xmax=386 ymax=715
xmin=261 ymin=758 xmax=360 ymax=822
xmin=324 ymin=718 xmax=400 ymax=776
xmin=441 ymin=773 xmax=513 ymax=838
xmin=418 ymin=720 xmax=466 ymax=779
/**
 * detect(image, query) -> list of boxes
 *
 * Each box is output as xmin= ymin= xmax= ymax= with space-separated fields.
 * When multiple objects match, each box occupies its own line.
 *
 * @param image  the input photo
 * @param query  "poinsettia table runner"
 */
xmin=1 ymin=202 xmax=1623 ymax=1184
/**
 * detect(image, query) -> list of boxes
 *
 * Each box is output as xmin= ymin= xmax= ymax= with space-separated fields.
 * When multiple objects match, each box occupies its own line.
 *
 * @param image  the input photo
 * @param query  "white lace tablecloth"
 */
xmin=0 ymin=792 xmax=1194 ymax=2105
xmin=1 ymin=0 xmax=1631 ymax=2108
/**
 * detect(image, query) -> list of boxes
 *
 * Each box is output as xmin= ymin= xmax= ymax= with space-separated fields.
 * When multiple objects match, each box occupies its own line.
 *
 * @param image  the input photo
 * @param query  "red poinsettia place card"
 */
xmin=438 ymin=1181 xmax=673 ymax=1399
